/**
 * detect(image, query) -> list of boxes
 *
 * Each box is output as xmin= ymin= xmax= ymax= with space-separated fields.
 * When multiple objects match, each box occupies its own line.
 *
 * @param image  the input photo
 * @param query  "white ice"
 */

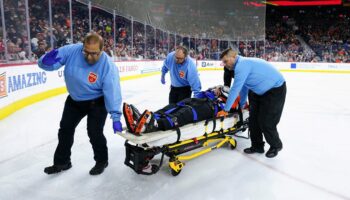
xmin=0 ymin=71 xmax=350 ymax=200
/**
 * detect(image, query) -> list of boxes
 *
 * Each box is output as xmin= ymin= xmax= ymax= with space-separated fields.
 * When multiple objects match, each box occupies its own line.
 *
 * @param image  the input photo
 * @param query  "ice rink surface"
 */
xmin=0 ymin=71 xmax=350 ymax=200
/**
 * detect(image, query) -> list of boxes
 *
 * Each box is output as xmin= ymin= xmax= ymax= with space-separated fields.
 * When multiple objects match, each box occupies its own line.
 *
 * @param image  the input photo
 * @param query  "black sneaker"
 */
xmin=89 ymin=162 xmax=108 ymax=175
xmin=265 ymin=146 xmax=283 ymax=158
xmin=44 ymin=162 xmax=72 ymax=174
xmin=243 ymin=146 xmax=265 ymax=154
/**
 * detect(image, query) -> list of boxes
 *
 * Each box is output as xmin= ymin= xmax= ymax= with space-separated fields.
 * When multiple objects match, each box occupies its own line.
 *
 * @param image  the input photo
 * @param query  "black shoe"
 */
xmin=89 ymin=162 xmax=108 ymax=175
xmin=244 ymin=146 xmax=265 ymax=154
xmin=265 ymin=146 xmax=283 ymax=158
xmin=44 ymin=162 xmax=72 ymax=174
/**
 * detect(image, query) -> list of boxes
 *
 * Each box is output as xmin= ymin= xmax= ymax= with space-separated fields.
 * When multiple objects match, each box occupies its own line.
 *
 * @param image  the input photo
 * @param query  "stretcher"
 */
xmin=118 ymin=110 xmax=249 ymax=176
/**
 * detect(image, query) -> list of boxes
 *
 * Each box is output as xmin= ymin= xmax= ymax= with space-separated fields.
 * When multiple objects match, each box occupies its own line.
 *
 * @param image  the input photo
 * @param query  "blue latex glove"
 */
xmin=113 ymin=121 xmax=123 ymax=133
xmin=42 ymin=49 xmax=61 ymax=66
xmin=161 ymin=74 xmax=166 ymax=85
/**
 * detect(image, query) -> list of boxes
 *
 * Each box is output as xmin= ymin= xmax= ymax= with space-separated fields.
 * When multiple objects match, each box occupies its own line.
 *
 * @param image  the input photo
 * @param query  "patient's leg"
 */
xmin=132 ymin=98 xmax=215 ymax=133
xmin=156 ymin=98 xmax=215 ymax=131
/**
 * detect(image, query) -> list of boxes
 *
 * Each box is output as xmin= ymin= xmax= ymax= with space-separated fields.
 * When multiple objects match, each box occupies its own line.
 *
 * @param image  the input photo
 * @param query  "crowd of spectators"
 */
xmin=1 ymin=1 xmax=349 ymax=63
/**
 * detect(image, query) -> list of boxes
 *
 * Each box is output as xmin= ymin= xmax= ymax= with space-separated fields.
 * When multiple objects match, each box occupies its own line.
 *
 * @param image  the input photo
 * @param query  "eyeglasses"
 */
xmin=82 ymin=49 xmax=101 ymax=57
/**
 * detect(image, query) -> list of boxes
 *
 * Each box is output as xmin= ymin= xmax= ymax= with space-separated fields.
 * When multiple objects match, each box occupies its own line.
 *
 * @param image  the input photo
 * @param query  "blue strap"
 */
xmin=159 ymin=104 xmax=182 ymax=128
xmin=155 ymin=113 xmax=174 ymax=127
xmin=166 ymin=116 xmax=174 ymax=127
xmin=154 ymin=113 xmax=160 ymax=120
xmin=177 ymin=101 xmax=185 ymax=106
xmin=196 ymin=91 xmax=207 ymax=99
xmin=162 ymin=100 xmax=198 ymax=128
xmin=177 ymin=102 xmax=197 ymax=121
xmin=214 ymin=104 xmax=218 ymax=116
xmin=192 ymin=108 xmax=198 ymax=121
xmin=165 ymin=107 xmax=177 ymax=114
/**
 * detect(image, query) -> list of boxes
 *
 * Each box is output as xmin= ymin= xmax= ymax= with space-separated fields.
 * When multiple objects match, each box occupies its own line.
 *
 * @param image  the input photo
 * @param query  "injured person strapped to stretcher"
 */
xmin=123 ymin=85 xmax=247 ymax=135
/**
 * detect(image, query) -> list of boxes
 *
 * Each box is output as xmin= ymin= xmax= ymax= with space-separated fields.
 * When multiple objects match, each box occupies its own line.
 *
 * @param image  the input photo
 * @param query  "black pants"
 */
xmin=248 ymin=82 xmax=286 ymax=149
xmin=169 ymin=85 xmax=192 ymax=104
xmin=155 ymin=98 xmax=215 ymax=131
xmin=54 ymin=95 xmax=108 ymax=165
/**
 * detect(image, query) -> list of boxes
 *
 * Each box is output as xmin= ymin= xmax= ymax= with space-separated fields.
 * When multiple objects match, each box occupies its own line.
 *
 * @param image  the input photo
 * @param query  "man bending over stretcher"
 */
xmin=123 ymin=86 xmax=245 ymax=135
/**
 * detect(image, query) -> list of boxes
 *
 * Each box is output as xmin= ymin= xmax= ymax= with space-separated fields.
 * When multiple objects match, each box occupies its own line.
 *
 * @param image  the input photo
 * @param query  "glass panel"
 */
xmin=169 ymin=33 xmax=175 ymax=52
xmin=245 ymin=41 xmax=254 ymax=57
xmin=163 ymin=31 xmax=169 ymax=54
xmin=5 ymin=0 xmax=30 ymax=62
xmin=219 ymin=40 xmax=228 ymax=52
xmin=175 ymin=34 xmax=182 ymax=47
xmin=198 ymin=39 xmax=210 ymax=60
xmin=91 ymin=5 xmax=113 ymax=57
xmin=0 ymin=1 xmax=5 ymax=63
xmin=182 ymin=36 xmax=189 ymax=50
xmin=132 ymin=20 xmax=145 ymax=59
xmin=210 ymin=39 xmax=219 ymax=60
xmin=52 ymin=0 xmax=71 ymax=47
xmin=72 ymin=0 xmax=89 ymax=43
xmin=238 ymin=41 xmax=246 ymax=56
xmin=115 ymin=15 xmax=131 ymax=60
xmin=189 ymin=37 xmax=196 ymax=58
xmin=193 ymin=38 xmax=200 ymax=59
xmin=256 ymin=40 xmax=264 ymax=58
xmin=145 ymin=25 xmax=155 ymax=59
xmin=155 ymin=29 xmax=166 ymax=59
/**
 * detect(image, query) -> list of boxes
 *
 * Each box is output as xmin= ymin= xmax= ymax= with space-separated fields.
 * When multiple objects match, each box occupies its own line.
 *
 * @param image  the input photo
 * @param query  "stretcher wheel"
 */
xmin=229 ymin=138 xmax=237 ymax=150
xmin=151 ymin=165 xmax=159 ymax=173
xmin=171 ymin=168 xmax=182 ymax=176
xmin=169 ymin=159 xmax=184 ymax=176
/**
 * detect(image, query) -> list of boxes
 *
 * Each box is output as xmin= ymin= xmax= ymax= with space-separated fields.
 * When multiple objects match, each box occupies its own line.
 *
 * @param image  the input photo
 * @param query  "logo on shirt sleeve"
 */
xmin=179 ymin=70 xmax=185 ymax=79
xmin=88 ymin=72 xmax=98 ymax=83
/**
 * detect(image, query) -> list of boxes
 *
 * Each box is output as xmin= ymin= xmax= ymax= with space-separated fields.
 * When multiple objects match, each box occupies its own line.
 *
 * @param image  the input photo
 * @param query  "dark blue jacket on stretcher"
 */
xmin=38 ymin=43 xmax=122 ymax=122
xmin=224 ymin=56 xmax=285 ymax=112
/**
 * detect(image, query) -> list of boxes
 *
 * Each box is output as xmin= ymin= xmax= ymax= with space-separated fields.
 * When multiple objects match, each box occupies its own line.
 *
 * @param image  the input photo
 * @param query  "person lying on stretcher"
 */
xmin=123 ymin=86 xmax=247 ymax=135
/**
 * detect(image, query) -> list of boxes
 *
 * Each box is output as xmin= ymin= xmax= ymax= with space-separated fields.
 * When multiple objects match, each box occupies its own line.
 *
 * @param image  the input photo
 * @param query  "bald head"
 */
xmin=174 ymin=46 xmax=188 ymax=64
xmin=83 ymin=32 xmax=104 ymax=50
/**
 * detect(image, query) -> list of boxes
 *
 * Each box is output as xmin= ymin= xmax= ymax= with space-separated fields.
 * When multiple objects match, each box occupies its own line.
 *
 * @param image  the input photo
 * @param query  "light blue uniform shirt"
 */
xmin=224 ymin=56 xmax=285 ymax=111
xmin=38 ymin=43 xmax=122 ymax=121
xmin=161 ymin=51 xmax=202 ymax=97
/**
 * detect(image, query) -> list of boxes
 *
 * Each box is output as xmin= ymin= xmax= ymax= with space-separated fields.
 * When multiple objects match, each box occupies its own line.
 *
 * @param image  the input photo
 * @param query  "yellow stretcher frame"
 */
xmin=168 ymin=133 xmax=237 ymax=176
xmin=165 ymin=118 xmax=245 ymax=176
